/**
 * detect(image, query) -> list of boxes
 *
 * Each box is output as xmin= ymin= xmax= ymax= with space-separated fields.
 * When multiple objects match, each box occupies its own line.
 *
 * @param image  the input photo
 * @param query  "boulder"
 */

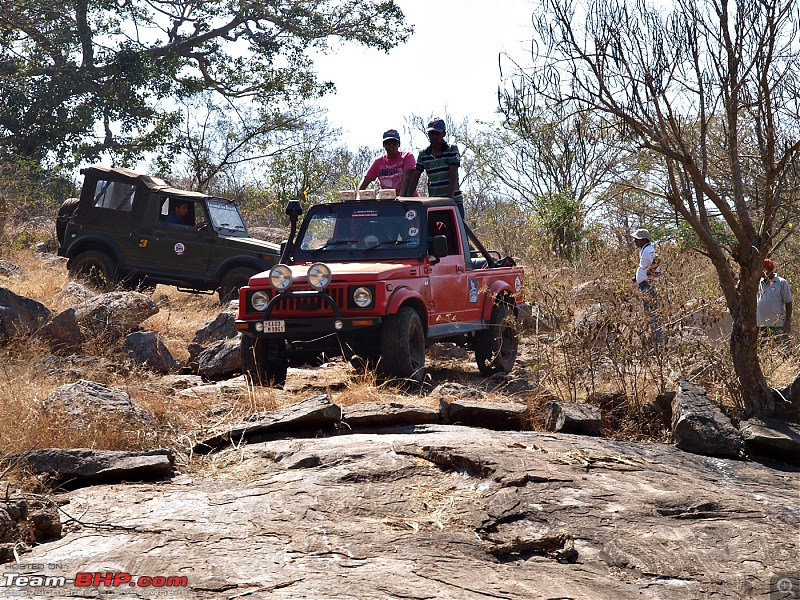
xmin=123 ymin=331 xmax=178 ymax=373
xmin=36 ymin=308 xmax=82 ymax=354
xmin=194 ymin=338 xmax=241 ymax=379
xmin=15 ymin=448 xmax=174 ymax=487
xmin=188 ymin=311 xmax=238 ymax=366
xmin=72 ymin=291 xmax=158 ymax=337
xmin=342 ymin=402 xmax=441 ymax=429
xmin=672 ymin=379 xmax=741 ymax=456
xmin=739 ymin=417 xmax=800 ymax=465
xmin=194 ymin=394 xmax=341 ymax=453
xmin=53 ymin=281 xmax=96 ymax=305
xmin=41 ymin=355 xmax=120 ymax=379
xmin=44 ymin=379 xmax=155 ymax=426
xmin=440 ymin=398 xmax=528 ymax=431
xmin=544 ymin=401 xmax=602 ymax=436
xmin=0 ymin=287 xmax=51 ymax=342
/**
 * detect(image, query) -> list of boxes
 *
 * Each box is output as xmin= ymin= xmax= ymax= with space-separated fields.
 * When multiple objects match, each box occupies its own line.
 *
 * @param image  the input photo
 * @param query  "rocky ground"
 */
xmin=1 ymin=256 xmax=799 ymax=599
xmin=7 ymin=423 xmax=800 ymax=599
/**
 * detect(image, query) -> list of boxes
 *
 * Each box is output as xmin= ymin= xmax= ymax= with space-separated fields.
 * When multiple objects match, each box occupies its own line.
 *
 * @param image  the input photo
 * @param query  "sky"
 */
xmin=312 ymin=0 xmax=537 ymax=151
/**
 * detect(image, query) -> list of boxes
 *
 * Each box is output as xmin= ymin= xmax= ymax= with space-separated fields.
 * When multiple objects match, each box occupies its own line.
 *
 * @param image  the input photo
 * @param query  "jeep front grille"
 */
xmin=274 ymin=286 xmax=345 ymax=314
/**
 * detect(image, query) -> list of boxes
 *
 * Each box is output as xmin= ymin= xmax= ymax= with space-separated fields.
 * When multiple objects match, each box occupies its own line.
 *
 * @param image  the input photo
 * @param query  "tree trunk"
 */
xmin=727 ymin=261 xmax=774 ymax=419
xmin=729 ymin=317 xmax=774 ymax=418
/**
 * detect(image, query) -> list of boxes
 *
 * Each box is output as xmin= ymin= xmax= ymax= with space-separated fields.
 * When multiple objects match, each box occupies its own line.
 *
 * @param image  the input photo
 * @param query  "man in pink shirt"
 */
xmin=358 ymin=129 xmax=418 ymax=196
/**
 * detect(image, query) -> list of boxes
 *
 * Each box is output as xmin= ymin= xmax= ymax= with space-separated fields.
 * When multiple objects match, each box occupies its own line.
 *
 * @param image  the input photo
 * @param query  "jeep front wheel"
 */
xmin=241 ymin=335 xmax=288 ymax=387
xmin=219 ymin=267 xmax=256 ymax=303
xmin=380 ymin=306 xmax=425 ymax=384
xmin=474 ymin=300 xmax=519 ymax=376
xmin=69 ymin=250 xmax=116 ymax=291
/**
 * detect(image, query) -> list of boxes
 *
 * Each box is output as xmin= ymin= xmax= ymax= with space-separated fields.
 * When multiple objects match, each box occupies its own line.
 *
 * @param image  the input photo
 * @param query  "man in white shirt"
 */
xmin=757 ymin=258 xmax=792 ymax=347
xmin=631 ymin=228 xmax=663 ymax=347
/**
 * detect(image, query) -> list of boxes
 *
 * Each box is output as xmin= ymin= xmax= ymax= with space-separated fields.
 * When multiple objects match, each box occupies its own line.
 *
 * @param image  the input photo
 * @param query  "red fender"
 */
xmin=386 ymin=285 xmax=427 ymax=317
xmin=481 ymin=279 xmax=516 ymax=321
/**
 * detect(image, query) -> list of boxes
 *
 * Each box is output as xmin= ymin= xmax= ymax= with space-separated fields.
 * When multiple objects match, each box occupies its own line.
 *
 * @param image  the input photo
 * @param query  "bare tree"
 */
xmin=509 ymin=0 xmax=800 ymax=416
xmin=152 ymin=93 xmax=318 ymax=193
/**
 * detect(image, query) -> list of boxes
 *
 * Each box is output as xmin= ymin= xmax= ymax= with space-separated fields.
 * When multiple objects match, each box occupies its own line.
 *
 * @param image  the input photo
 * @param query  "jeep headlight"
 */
xmin=353 ymin=286 xmax=373 ymax=308
xmin=269 ymin=264 xmax=293 ymax=291
xmin=251 ymin=290 xmax=271 ymax=312
xmin=306 ymin=263 xmax=332 ymax=290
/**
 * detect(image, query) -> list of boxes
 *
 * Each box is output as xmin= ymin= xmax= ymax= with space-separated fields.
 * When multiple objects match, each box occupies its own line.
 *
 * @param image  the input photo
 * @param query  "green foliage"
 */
xmin=0 ymin=157 xmax=75 ymax=224
xmin=0 ymin=0 xmax=412 ymax=166
xmin=534 ymin=190 xmax=585 ymax=261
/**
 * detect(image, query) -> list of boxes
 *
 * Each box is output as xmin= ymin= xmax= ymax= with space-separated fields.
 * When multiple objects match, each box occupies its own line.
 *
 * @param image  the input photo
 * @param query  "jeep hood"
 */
xmin=248 ymin=262 xmax=418 ymax=286
xmin=222 ymin=235 xmax=280 ymax=253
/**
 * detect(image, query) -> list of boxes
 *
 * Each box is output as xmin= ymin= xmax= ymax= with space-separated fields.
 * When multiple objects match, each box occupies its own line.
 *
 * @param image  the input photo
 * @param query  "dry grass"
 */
xmin=0 ymin=223 xmax=797 ymax=459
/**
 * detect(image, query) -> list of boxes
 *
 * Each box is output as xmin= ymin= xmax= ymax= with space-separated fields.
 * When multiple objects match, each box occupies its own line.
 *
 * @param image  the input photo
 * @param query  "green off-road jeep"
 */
xmin=57 ymin=166 xmax=280 ymax=301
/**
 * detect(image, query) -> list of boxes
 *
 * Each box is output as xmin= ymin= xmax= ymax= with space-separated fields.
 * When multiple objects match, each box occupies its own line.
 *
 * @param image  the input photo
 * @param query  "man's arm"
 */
xmin=447 ymin=164 xmax=459 ymax=198
xmin=358 ymin=177 xmax=375 ymax=190
xmin=406 ymin=169 xmax=422 ymax=197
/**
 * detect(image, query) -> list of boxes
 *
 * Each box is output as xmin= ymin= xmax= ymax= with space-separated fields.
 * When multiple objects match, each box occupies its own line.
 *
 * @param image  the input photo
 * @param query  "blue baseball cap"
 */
xmin=426 ymin=118 xmax=446 ymax=133
xmin=382 ymin=129 xmax=400 ymax=142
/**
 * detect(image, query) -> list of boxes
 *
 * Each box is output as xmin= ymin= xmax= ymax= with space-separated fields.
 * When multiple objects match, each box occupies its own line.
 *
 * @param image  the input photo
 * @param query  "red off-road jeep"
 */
xmin=235 ymin=195 xmax=525 ymax=385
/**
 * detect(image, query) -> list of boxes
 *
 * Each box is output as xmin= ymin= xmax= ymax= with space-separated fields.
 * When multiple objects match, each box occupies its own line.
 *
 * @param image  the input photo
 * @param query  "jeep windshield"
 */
xmin=207 ymin=199 xmax=249 ymax=237
xmin=294 ymin=201 xmax=423 ymax=262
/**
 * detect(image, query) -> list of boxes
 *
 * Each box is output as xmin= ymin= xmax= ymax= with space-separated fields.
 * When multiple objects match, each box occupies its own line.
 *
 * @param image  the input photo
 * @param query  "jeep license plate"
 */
xmin=262 ymin=320 xmax=285 ymax=333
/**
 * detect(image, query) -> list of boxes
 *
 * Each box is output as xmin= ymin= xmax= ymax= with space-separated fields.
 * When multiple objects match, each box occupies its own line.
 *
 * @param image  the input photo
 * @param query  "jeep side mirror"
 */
xmin=429 ymin=235 xmax=448 ymax=260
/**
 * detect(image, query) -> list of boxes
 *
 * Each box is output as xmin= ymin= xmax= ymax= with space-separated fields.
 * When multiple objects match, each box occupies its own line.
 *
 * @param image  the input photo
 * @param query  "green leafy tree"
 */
xmin=0 ymin=0 xmax=411 ymax=165
xmin=513 ymin=0 xmax=800 ymax=417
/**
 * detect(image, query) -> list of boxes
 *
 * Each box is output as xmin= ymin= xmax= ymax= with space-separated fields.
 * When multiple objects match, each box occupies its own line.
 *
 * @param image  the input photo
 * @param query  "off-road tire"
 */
xmin=69 ymin=250 xmax=117 ymax=291
xmin=219 ymin=266 xmax=257 ymax=303
xmin=380 ymin=306 xmax=425 ymax=384
xmin=56 ymin=197 xmax=80 ymax=245
xmin=474 ymin=300 xmax=518 ymax=376
xmin=241 ymin=335 xmax=288 ymax=387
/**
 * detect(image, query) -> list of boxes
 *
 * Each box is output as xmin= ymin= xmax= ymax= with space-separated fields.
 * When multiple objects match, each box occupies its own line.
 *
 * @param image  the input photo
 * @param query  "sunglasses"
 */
xmin=383 ymin=140 xmax=400 ymax=146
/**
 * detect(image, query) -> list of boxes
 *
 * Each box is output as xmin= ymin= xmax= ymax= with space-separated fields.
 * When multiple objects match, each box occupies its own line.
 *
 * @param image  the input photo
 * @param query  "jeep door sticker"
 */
xmin=408 ymin=226 xmax=419 ymax=237
xmin=174 ymin=242 xmax=185 ymax=256
xmin=469 ymin=279 xmax=479 ymax=303
xmin=405 ymin=210 xmax=417 ymax=220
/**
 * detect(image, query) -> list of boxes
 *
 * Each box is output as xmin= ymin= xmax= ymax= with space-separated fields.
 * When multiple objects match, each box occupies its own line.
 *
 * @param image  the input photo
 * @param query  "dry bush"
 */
xmin=515 ymin=238 xmax=791 ymax=430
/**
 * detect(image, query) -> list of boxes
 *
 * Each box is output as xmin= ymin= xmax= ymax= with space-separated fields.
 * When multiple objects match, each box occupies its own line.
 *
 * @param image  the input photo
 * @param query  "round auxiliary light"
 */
xmin=251 ymin=290 xmax=271 ymax=312
xmin=353 ymin=286 xmax=373 ymax=308
xmin=269 ymin=264 xmax=293 ymax=291
xmin=306 ymin=262 xmax=332 ymax=290
xmin=255 ymin=322 xmax=264 ymax=332
xmin=334 ymin=320 xmax=344 ymax=330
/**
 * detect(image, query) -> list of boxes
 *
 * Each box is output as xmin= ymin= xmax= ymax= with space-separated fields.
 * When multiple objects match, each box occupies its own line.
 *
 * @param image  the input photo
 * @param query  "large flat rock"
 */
xmin=15 ymin=427 xmax=798 ymax=599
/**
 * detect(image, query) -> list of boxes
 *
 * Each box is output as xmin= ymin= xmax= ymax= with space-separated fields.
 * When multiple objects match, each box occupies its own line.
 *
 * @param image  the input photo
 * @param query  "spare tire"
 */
xmin=56 ymin=197 xmax=80 ymax=245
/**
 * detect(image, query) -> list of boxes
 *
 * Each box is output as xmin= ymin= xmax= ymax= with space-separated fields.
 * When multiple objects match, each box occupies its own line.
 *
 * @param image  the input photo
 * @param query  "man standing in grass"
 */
xmin=407 ymin=117 xmax=464 ymax=216
xmin=757 ymin=258 xmax=792 ymax=347
xmin=632 ymin=228 xmax=663 ymax=347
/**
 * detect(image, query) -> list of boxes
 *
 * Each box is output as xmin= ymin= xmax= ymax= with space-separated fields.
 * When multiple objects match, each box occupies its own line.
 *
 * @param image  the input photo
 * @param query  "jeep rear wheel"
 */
xmin=380 ymin=306 xmax=425 ymax=384
xmin=241 ymin=335 xmax=288 ymax=387
xmin=69 ymin=250 xmax=116 ymax=291
xmin=219 ymin=266 xmax=257 ymax=303
xmin=474 ymin=300 xmax=519 ymax=376
xmin=56 ymin=197 xmax=80 ymax=245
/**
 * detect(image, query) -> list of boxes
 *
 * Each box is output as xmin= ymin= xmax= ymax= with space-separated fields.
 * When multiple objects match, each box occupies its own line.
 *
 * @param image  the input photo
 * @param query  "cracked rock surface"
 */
xmin=18 ymin=426 xmax=799 ymax=599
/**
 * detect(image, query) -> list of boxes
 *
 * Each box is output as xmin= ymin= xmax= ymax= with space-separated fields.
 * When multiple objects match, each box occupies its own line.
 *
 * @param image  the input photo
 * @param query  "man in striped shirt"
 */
xmin=407 ymin=117 xmax=464 ymax=216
